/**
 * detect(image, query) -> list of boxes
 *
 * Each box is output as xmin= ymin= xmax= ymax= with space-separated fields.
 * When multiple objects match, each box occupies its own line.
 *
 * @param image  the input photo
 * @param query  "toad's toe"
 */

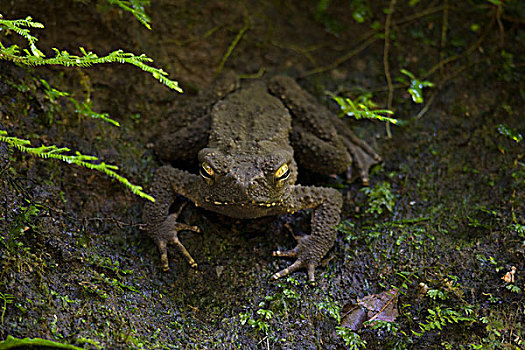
xmin=153 ymin=213 xmax=200 ymax=270
xmin=272 ymin=247 xmax=299 ymax=258
xmin=155 ymin=239 xmax=170 ymax=271
xmin=271 ymin=260 xmax=305 ymax=280
xmin=271 ymin=259 xmax=318 ymax=283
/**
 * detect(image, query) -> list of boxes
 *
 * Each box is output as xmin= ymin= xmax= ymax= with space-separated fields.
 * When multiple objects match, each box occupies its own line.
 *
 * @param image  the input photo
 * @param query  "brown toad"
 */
xmin=143 ymin=75 xmax=380 ymax=282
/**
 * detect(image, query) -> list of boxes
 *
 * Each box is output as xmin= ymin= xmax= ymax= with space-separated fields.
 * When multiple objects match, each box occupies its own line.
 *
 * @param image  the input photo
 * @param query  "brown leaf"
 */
xmin=339 ymin=289 xmax=399 ymax=331
xmin=501 ymin=266 xmax=516 ymax=283
xmin=358 ymin=288 xmax=399 ymax=324
xmin=340 ymin=300 xmax=368 ymax=331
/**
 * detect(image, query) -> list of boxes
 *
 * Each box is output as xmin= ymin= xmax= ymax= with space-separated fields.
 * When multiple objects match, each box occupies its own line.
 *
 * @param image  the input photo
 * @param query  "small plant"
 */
xmin=349 ymin=0 xmax=373 ymax=24
xmin=426 ymin=289 xmax=447 ymax=301
xmin=339 ymin=221 xmax=357 ymax=242
xmin=497 ymin=123 xmax=522 ymax=143
xmin=1 ymin=202 xmax=40 ymax=254
xmin=239 ymin=309 xmax=273 ymax=335
xmin=361 ymin=181 xmax=395 ymax=215
xmin=397 ymin=69 xmax=434 ymax=104
xmin=265 ymin=278 xmax=301 ymax=317
xmin=414 ymin=306 xmax=476 ymax=336
xmin=317 ymin=295 xmax=341 ymax=323
xmin=511 ymin=223 xmax=525 ymax=238
xmin=366 ymin=319 xmax=402 ymax=335
xmin=50 ymin=290 xmax=79 ymax=308
xmin=505 ymin=284 xmax=521 ymax=294
xmin=395 ymin=226 xmax=435 ymax=251
xmin=336 ymin=327 xmax=367 ymax=349
xmin=239 ymin=277 xmax=303 ymax=337
xmin=0 ymin=291 xmax=14 ymax=324
xmin=329 ymin=92 xmax=397 ymax=124
xmin=314 ymin=0 xmax=345 ymax=35
xmin=318 ymin=294 xmax=369 ymax=348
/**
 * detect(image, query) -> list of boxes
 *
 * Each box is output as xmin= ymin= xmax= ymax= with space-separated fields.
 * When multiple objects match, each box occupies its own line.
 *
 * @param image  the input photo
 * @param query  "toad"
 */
xmin=143 ymin=74 xmax=380 ymax=282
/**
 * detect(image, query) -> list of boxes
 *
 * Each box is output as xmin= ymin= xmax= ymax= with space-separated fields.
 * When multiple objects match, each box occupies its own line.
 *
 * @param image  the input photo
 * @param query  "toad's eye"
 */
xmin=200 ymin=162 xmax=214 ymax=182
xmin=275 ymin=163 xmax=290 ymax=183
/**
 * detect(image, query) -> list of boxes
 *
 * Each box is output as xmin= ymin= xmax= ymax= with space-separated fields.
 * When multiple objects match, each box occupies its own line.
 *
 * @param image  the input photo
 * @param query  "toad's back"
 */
xmin=207 ymin=81 xmax=291 ymax=153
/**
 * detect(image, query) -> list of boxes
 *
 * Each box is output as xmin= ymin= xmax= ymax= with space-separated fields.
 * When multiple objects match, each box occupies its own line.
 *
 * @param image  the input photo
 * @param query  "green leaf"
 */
xmin=400 ymin=69 xmax=434 ymax=104
xmin=497 ymin=124 xmax=522 ymax=143
xmin=329 ymin=92 xmax=397 ymax=124
xmin=486 ymin=0 xmax=504 ymax=6
xmin=0 ymin=336 xmax=84 ymax=350
xmin=69 ymin=98 xmax=120 ymax=127
xmin=106 ymin=0 xmax=152 ymax=30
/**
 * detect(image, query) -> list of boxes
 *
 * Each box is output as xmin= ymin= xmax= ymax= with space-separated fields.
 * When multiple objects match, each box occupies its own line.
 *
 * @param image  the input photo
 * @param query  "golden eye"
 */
xmin=200 ymin=161 xmax=214 ymax=179
xmin=275 ymin=163 xmax=290 ymax=181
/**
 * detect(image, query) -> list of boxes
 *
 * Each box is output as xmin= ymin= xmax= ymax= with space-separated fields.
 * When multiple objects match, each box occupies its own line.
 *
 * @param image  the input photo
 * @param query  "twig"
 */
xmin=495 ymin=4 xmax=504 ymax=46
xmin=415 ymin=91 xmax=436 ymax=120
xmin=301 ymin=5 xmax=446 ymax=78
xmin=163 ymin=24 xmax=225 ymax=47
xmin=302 ymin=33 xmax=378 ymax=77
xmin=215 ymin=13 xmax=250 ymax=76
xmin=370 ymin=15 xmax=495 ymax=98
xmin=270 ymin=40 xmax=322 ymax=67
xmin=417 ymin=60 xmax=472 ymax=119
xmin=440 ymin=0 xmax=449 ymax=78
xmin=383 ymin=0 xmax=397 ymax=139
xmin=392 ymin=5 xmax=445 ymax=27
xmin=422 ymin=16 xmax=495 ymax=80
xmin=502 ymin=14 xmax=525 ymax=24
xmin=366 ymin=289 xmax=399 ymax=324
xmin=238 ymin=67 xmax=266 ymax=80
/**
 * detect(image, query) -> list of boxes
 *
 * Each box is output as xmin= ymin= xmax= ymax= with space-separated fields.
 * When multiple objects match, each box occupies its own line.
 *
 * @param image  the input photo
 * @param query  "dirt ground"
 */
xmin=0 ymin=0 xmax=524 ymax=349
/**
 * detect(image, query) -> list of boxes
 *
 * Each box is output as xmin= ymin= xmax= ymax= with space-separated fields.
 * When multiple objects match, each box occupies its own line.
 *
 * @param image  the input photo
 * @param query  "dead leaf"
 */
xmin=340 ymin=301 xmax=368 ymax=330
xmin=501 ymin=266 xmax=516 ymax=283
xmin=340 ymin=289 xmax=399 ymax=331
xmin=359 ymin=288 xmax=399 ymax=324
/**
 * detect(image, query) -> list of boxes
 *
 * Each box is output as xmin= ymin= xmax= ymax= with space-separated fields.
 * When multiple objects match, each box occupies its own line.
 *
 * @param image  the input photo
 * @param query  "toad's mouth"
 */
xmin=203 ymin=196 xmax=284 ymax=208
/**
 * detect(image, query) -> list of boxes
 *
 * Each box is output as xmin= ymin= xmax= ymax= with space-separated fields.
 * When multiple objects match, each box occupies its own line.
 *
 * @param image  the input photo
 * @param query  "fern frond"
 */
xmin=0 ymin=16 xmax=44 ymax=57
xmin=68 ymin=98 xmax=120 ymax=127
xmin=0 ymin=17 xmax=182 ymax=92
xmin=329 ymin=93 xmax=398 ymax=124
xmin=37 ymin=78 xmax=120 ymax=126
xmin=106 ymin=0 xmax=152 ymax=30
xmin=0 ymin=131 xmax=155 ymax=202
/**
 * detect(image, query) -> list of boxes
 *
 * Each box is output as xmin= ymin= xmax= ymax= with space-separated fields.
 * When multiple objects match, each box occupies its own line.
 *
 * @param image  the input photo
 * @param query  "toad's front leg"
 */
xmin=142 ymin=166 xmax=201 ymax=270
xmin=272 ymin=185 xmax=342 ymax=282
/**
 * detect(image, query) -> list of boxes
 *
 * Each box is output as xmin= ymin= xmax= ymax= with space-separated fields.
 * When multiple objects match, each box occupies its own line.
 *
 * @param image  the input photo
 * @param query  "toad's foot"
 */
xmin=344 ymin=137 xmax=382 ymax=186
xmin=153 ymin=204 xmax=201 ymax=271
xmin=336 ymin=120 xmax=382 ymax=186
xmin=271 ymin=234 xmax=320 ymax=283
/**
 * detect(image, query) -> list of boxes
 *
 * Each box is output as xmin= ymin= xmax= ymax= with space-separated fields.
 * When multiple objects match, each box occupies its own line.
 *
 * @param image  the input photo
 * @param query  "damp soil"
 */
xmin=0 ymin=1 xmax=524 ymax=349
